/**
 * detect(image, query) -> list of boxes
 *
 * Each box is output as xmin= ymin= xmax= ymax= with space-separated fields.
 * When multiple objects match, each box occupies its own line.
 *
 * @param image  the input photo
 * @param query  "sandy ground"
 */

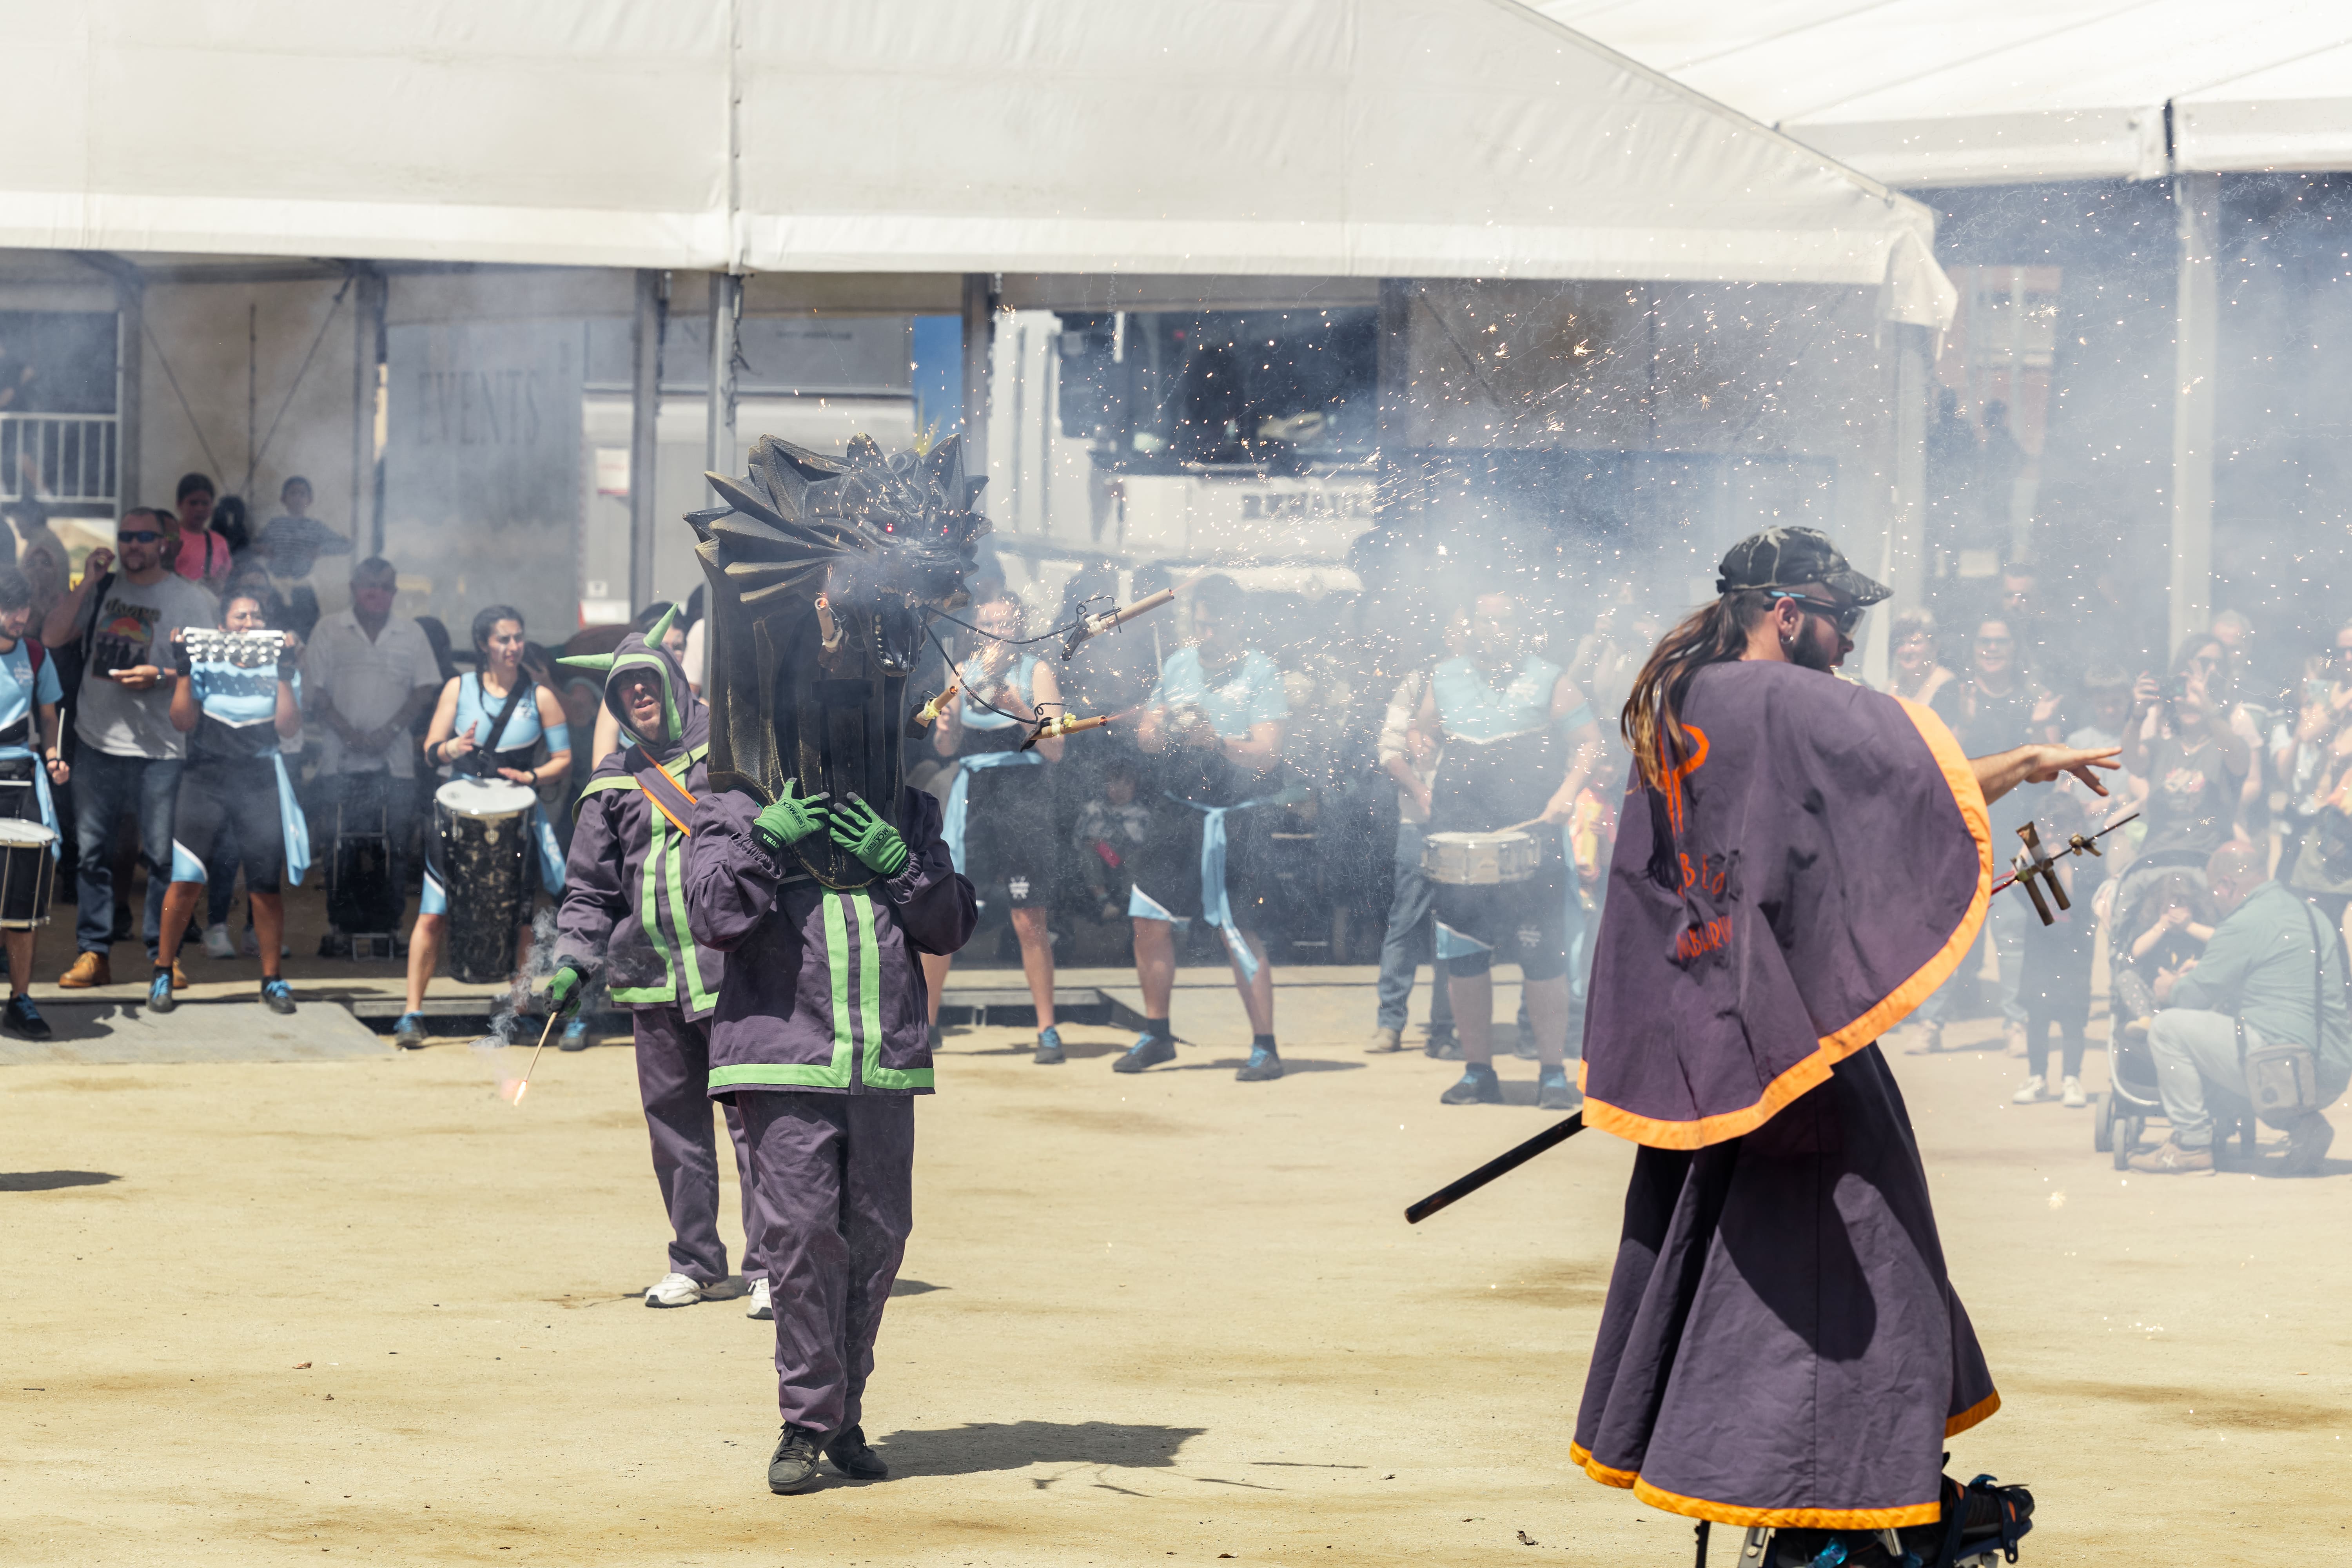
xmin=6 ymin=964 xmax=2352 ymax=1567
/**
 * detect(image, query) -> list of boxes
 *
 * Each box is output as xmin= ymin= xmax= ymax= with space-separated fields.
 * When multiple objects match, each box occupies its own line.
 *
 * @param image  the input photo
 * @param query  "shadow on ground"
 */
xmin=1 ymin=1170 xmax=119 ymax=1191
xmin=871 ymin=1420 xmax=1205 ymax=1477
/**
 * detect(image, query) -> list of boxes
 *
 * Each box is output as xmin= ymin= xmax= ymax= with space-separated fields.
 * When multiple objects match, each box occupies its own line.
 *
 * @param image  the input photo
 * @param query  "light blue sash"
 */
xmin=941 ymin=751 xmax=1042 ymax=874
xmin=1137 ymin=793 xmax=1274 ymax=981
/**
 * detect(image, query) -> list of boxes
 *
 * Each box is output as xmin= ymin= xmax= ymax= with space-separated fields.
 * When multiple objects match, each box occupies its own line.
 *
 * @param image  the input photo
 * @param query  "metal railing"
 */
xmin=0 ymin=414 xmax=119 ymax=508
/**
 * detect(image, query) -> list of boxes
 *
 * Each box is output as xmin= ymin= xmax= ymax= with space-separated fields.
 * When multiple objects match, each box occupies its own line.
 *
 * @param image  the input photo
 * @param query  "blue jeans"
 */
xmin=73 ymin=748 xmax=182 ymax=960
xmin=1376 ymin=822 xmax=1455 ymax=1034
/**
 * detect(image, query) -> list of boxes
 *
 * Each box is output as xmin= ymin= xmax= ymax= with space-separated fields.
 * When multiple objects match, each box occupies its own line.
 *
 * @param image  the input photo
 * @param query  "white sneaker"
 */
xmin=643 ymin=1272 xmax=702 ymax=1308
xmin=2061 ymin=1075 xmax=2087 ymax=1109
xmin=2011 ymin=1074 xmax=2047 ymax=1104
xmin=202 ymin=923 xmax=235 ymax=960
xmin=240 ymin=924 xmax=259 ymax=957
xmin=746 ymin=1278 xmax=773 ymax=1320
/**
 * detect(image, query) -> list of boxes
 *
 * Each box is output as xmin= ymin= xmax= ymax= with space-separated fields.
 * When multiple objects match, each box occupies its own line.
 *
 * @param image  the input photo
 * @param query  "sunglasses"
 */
xmin=1778 ymin=595 xmax=1866 ymax=635
xmin=116 ymin=530 xmax=162 ymax=544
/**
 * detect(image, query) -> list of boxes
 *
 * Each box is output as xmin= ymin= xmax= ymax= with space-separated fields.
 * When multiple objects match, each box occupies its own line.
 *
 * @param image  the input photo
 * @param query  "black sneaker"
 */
xmin=767 ymin=1425 xmax=825 ymax=1494
xmin=318 ymin=931 xmax=351 ymax=958
xmin=1537 ymin=1068 xmax=1579 ymax=1112
xmin=1440 ymin=1064 xmax=1502 ymax=1105
xmin=3 ymin=993 xmax=51 ymax=1039
xmin=1235 ymin=1045 xmax=1283 ymax=1082
xmin=260 ymin=978 xmax=297 ymax=1016
xmin=1112 ymin=1034 xmax=1176 ymax=1073
xmin=2280 ymin=1111 xmax=2335 ymax=1176
xmin=823 ymin=1423 xmax=889 ymax=1481
xmin=1423 ymin=1033 xmax=1462 ymax=1061
xmin=1033 ymin=1026 xmax=1065 ymax=1065
xmin=146 ymin=968 xmax=177 ymax=1014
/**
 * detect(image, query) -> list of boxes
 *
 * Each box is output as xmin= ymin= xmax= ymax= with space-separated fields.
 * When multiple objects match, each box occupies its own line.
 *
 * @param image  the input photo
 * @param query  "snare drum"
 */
xmin=1421 ymin=829 xmax=1540 ymax=886
xmin=0 ymin=817 xmax=58 ymax=929
xmin=434 ymin=778 xmax=537 ymax=984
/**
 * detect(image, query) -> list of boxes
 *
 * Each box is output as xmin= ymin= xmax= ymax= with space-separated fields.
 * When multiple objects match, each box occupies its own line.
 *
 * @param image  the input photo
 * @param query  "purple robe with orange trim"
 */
xmin=1571 ymin=659 xmax=1999 ymax=1532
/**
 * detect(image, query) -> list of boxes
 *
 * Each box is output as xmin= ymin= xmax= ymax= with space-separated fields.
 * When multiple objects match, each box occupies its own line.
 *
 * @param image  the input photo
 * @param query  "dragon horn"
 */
xmin=644 ymin=603 xmax=679 ymax=649
xmin=556 ymin=653 xmax=617 ymax=673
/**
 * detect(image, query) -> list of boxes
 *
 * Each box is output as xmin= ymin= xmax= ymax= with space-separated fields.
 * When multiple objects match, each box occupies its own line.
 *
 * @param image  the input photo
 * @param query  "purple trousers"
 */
xmin=736 ymin=1091 xmax=915 ymax=1436
xmin=635 ymin=1006 xmax=766 ymax=1286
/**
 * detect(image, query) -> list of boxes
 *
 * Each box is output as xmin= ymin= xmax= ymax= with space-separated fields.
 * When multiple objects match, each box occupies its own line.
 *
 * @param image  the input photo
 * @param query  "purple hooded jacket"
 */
xmin=552 ymin=621 xmax=726 ymax=1019
xmin=686 ymin=785 xmax=975 ymax=1097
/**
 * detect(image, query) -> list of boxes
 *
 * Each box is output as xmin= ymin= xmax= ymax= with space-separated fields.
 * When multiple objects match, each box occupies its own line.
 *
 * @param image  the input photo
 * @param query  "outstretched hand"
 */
xmin=2020 ymin=744 xmax=2122 ymax=794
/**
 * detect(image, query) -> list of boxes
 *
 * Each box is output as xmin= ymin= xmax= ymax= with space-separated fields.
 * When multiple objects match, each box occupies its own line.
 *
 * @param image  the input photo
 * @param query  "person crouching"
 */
xmin=151 ymin=592 xmax=307 ymax=1013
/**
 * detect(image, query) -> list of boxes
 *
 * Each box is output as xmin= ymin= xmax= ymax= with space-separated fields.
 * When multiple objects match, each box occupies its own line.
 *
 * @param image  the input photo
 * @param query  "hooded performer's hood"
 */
xmin=559 ymin=604 xmax=708 ymax=771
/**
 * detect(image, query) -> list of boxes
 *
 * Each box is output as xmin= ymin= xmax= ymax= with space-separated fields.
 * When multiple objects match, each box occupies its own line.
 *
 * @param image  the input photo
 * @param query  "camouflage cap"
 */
xmin=1715 ymin=526 xmax=1890 ymax=606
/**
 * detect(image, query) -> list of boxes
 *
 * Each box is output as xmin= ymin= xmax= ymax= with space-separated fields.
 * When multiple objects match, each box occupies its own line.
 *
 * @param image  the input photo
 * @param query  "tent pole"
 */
xmin=1869 ymin=321 xmax=1931 ymax=690
xmin=962 ymin=272 xmax=995 ymax=497
xmin=114 ymin=271 xmax=143 ymax=513
xmin=2168 ymin=172 xmax=2219 ymax=655
xmin=628 ymin=268 xmax=664 ymax=608
xmin=350 ymin=267 xmax=386 ymax=557
xmin=706 ymin=272 xmax=740 ymax=484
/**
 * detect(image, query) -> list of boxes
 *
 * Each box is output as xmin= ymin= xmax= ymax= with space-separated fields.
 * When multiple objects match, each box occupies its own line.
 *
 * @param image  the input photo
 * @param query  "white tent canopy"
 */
xmin=1544 ymin=1 xmax=2352 ymax=187
xmin=0 ymin=0 xmax=1947 ymax=322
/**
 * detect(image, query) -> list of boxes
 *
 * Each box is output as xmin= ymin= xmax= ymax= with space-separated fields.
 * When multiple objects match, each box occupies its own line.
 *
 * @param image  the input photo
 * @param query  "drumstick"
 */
xmin=512 ymin=1011 xmax=560 ymax=1107
xmin=1499 ymin=816 xmax=1550 ymax=835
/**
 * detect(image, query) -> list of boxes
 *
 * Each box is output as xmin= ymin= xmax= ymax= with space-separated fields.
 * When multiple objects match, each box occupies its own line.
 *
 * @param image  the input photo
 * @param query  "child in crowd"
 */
xmin=2109 ymin=870 xmax=2214 ymax=1038
xmin=1073 ymin=757 xmax=1151 ymax=921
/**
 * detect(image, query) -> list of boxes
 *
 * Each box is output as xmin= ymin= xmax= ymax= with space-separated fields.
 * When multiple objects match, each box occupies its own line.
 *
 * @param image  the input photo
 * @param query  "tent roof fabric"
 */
xmin=0 ymin=0 xmax=1949 ymax=323
xmin=1543 ymin=1 xmax=2352 ymax=187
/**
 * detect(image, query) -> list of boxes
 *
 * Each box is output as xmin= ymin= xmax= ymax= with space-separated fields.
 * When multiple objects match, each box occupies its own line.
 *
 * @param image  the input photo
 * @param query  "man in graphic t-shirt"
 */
xmin=40 ymin=508 xmax=219 ymax=986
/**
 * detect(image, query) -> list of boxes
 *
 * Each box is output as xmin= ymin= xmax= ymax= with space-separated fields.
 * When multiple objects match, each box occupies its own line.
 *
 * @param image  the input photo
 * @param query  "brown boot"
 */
xmin=2278 ymin=1112 xmax=2336 ymax=1177
xmin=57 ymin=951 xmax=111 ymax=988
xmin=2127 ymin=1137 xmax=2214 ymax=1176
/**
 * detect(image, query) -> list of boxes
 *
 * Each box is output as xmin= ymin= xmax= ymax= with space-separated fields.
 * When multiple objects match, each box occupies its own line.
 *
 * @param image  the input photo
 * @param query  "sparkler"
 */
xmin=511 ymin=1011 xmax=561 ymax=1107
xmin=1059 ymin=587 xmax=1178 ymax=659
xmin=1019 ymin=712 xmax=1114 ymax=752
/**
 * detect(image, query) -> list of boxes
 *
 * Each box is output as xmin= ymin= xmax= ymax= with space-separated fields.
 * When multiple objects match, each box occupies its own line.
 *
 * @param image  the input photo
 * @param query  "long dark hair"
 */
xmin=1621 ymin=591 xmax=1770 ymax=791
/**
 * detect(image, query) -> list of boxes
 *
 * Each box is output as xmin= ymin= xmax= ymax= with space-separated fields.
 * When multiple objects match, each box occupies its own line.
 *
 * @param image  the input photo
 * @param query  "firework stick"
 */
xmin=514 ymin=1011 xmax=560 ymax=1107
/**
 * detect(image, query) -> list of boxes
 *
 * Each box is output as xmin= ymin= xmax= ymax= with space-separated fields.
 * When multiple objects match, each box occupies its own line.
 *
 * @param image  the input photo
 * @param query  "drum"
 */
xmin=435 ymin=778 xmax=536 ymax=984
xmin=0 ymin=818 xmax=57 ymax=929
xmin=1421 ymin=829 xmax=1540 ymax=886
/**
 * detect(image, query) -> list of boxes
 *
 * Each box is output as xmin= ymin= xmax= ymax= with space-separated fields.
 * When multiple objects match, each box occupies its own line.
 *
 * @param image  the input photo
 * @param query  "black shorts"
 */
xmin=1435 ymin=849 xmax=1568 ymax=982
xmin=962 ymin=763 xmax=1054 ymax=909
xmin=1129 ymin=793 xmax=1276 ymax=934
xmin=172 ymin=757 xmax=284 ymax=892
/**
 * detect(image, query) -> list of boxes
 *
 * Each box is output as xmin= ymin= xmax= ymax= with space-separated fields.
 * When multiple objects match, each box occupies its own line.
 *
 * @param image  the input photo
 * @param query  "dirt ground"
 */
xmin=6 ymin=967 xmax=2351 ymax=1567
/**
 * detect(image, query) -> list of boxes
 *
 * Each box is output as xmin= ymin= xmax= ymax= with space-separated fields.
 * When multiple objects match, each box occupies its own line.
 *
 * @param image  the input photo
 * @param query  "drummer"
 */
xmin=1114 ymin=574 xmax=1291 ymax=1083
xmin=0 ymin=567 xmax=68 ymax=1038
xmin=927 ymin=592 xmax=1067 ymax=1063
xmin=1408 ymin=588 xmax=1602 ymax=1110
xmin=394 ymin=605 xmax=571 ymax=1049
xmin=148 ymin=589 xmax=307 ymax=1015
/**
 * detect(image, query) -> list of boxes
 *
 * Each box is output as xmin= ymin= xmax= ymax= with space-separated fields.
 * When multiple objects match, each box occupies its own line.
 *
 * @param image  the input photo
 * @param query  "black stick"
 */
xmin=1404 ymin=1112 xmax=1586 ymax=1224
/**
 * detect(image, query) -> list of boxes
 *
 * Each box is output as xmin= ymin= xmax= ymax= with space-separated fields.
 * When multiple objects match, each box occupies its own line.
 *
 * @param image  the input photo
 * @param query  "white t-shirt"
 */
xmin=299 ymin=609 xmax=445 ymax=778
xmin=69 ymin=571 xmax=219 ymax=760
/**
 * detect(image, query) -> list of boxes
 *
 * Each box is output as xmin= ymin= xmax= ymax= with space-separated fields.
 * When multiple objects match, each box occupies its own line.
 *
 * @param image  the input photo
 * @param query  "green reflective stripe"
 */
xmin=853 ymin=891 xmax=934 ymax=1091
xmin=663 ymin=826 xmax=719 ymax=1014
xmin=615 ymin=816 xmax=679 ymax=1006
xmin=576 ymin=774 xmax=637 ymax=801
xmin=710 ymin=1063 xmax=854 ymax=1089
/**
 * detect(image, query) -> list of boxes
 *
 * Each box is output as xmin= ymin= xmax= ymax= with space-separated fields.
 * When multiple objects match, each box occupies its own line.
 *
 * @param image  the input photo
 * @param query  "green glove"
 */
xmin=544 ymin=962 xmax=587 ymax=1020
xmin=830 ymin=792 xmax=909 ymax=877
xmin=753 ymin=781 xmax=830 ymax=852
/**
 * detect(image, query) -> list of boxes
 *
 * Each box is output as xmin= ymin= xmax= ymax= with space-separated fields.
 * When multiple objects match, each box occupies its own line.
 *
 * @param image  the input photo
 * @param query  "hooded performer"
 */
xmin=544 ymin=609 xmax=769 ymax=1316
xmin=1571 ymin=529 xmax=2112 ymax=1563
xmin=684 ymin=433 xmax=980 ymax=1497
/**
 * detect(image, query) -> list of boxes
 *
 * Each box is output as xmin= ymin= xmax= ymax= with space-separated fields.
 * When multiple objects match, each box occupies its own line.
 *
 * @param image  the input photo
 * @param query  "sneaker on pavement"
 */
xmin=1537 ymin=1068 xmax=1579 ymax=1112
xmin=2127 ymin=1137 xmax=2215 ymax=1176
xmin=1111 ymin=1034 xmax=1176 ymax=1073
xmin=1033 ymin=1025 xmax=1065 ymax=1065
xmin=2011 ymin=1074 xmax=2046 ymax=1105
xmin=558 ymin=1017 xmax=592 ymax=1051
xmin=392 ymin=1011 xmax=430 ymax=1050
xmin=1235 ymin=1045 xmax=1283 ymax=1082
xmin=57 ymin=951 xmax=111 ymax=989
xmin=745 ymin=1278 xmax=773 ymax=1320
xmin=202 ymin=922 xmax=235 ymax=960
xmin=2004 ymin=1022 xmax=2029 ymax=1058
xmin=3 ymin=993 xmax=50 ymax=1039
xmin=644 ymin=1271 xmax=704 ymax=1308
xmin=1441 ymin=1063 xmax=1503 ymax=1105
xmin=147 ymin=968 xmax=176 ymax=1014
xmin=767 ymin=1425 xmax=825 ymax=1494
xmin=1365 ymin=1025 xmax=1403 ymax=1054
xmin=824 ymin=1423 xmax=889 ymax=1481
xmin=260 ymin=978 xmax=296 ymax=1015
xmin=2279 ymin=1111 xmax=2336 ymax=1176
xmin=1423 ymin=1033 xmax=1462 ymax=1061
xmin=1912 ymin=1019 xmax=1944 ymax=1054
xmin=318 ymin=931 xmax=351 ymax=958
xmin=2061 ymin=1075 xmax=2087 ymax=1109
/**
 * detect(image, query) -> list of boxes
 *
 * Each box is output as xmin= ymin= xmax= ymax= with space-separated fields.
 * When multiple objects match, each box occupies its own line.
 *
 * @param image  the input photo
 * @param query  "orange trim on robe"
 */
xmin=1945 ymin=1388 xmax=2002 ymax=1437
xmin=1628 ymin=1477 xmax=1943 ymax=1532
xmin=1579 ymin=696 xmax=1994 ymax=1150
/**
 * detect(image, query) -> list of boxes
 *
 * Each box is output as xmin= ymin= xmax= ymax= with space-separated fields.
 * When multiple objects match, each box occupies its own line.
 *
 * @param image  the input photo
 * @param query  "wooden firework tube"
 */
xmin=913 ymin=676 xmax=962 ymax=730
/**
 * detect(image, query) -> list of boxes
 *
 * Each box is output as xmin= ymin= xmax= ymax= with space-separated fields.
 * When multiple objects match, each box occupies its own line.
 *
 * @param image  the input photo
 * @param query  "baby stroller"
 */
xmin=2092 ymin=1020 xmax=2257 ymax=1170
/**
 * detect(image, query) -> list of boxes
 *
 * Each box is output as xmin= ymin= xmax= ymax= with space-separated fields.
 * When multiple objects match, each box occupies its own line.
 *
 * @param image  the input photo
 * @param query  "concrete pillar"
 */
xmin=628 ymin=269 xmax=665 ymax=607
xmin=113 ymin=274 xmax=143 ymax=514
xmin=1866 ymin=322 xmax=1932 ymax=690
xmin=350 ymin=267 xmax=386 ymax=556
xmin=705 ymin=272 xmax=740 ymax=481
xmin=2169 ymin=171 xmax=2220 ymax=656
xmin=961 ymin=272 xmax=994 ymax=489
